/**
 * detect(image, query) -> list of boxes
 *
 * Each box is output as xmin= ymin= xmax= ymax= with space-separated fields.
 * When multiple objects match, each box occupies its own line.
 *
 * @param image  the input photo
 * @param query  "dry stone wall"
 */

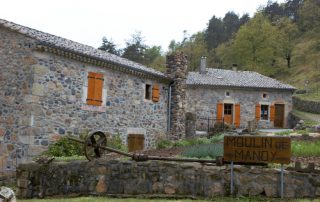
xmin=293 ymin=96 xmax=320 ymax=114
xmin=16 ymin=160 xmax=320 ymax=199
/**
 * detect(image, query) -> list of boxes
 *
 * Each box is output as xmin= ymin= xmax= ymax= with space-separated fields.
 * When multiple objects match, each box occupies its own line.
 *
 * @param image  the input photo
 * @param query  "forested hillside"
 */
xmin=98 ymin=0 xmax=320 ymax=91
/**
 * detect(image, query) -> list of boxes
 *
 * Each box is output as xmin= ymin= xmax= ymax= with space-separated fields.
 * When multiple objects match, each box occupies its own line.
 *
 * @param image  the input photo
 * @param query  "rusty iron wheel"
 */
xmin=84 ymin=131 xmax=107 ymax=161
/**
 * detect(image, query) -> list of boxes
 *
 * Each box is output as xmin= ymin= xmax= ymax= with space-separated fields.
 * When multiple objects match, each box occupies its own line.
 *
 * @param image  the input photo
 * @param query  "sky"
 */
xmin=0 ymin=0 xmax=285 ymax=52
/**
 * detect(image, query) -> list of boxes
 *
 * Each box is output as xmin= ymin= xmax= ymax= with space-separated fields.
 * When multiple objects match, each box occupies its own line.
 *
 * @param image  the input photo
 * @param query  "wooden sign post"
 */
xmin=223 ymin=135 xmax=291 ymax=198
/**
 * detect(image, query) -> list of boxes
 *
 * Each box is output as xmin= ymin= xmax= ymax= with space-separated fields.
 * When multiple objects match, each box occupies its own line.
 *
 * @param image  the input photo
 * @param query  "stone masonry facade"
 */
xmin=186 ymin=86 xmax=293 ymax=128
xmin=0 ymin=27 xmax=169 ymax=169
xmin=166 ymin=53 xmax=187 ymax=140
xmin=17 ymin=160 xmax=320 ymax=199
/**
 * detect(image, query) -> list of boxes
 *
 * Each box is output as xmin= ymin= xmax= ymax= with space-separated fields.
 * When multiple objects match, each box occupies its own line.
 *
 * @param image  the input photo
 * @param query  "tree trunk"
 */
xmin=286 ymin=55 xmax=291 ymax=68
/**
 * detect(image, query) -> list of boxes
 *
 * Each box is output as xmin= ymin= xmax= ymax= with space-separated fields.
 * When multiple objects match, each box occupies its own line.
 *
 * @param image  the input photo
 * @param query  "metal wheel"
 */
xmin=84 ymin=131 xmax=107 ymax=161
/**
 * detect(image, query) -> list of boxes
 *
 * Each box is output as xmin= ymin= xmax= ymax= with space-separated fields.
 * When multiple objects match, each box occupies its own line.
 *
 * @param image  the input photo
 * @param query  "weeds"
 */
xmin=292 ymin=140 xmax=320 ymax=157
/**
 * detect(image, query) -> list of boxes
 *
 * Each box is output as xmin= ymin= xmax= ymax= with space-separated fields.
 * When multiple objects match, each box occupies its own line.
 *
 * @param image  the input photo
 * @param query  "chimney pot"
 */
xmin=232 ymin=64 xmax=238 ymax=71
xmin=200 ymin=56 xmax=207 ymax=74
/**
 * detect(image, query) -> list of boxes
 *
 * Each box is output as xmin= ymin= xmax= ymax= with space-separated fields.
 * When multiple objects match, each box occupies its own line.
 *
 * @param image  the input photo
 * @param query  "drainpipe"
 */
xmin=167 ymin=81 xmax=175 ymax=132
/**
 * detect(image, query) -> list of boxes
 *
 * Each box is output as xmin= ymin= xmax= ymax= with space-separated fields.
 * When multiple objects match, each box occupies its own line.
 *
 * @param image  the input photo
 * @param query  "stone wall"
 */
xmin=0 ymin=27 xmax=38 ymax=170
xmin=186 ymin=86 xmax=293 ymax=129
xmin=17 ymin=160 xmax=320 ymax=198
xmin=293 ymin=96 xmax=320 ymax=114
xmin=166 ymin=53 xmax=187 ymax=140
xmin=0 ymin=27 xmax=169 ymax=168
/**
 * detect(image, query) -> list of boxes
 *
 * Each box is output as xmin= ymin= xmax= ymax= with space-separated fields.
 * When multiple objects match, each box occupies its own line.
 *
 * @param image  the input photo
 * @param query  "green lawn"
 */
xmin=18 ymin=196 xmax=320 ymax=202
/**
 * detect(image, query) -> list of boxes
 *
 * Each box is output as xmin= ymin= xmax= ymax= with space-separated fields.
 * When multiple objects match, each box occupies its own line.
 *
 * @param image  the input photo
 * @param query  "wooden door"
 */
xmin=224 ymin=104 xmax=233 ymax=125
xmin=128 ymin=134 xmax=144 ymax=152
xmin=274 ymin=104 xmax=285 ymax=128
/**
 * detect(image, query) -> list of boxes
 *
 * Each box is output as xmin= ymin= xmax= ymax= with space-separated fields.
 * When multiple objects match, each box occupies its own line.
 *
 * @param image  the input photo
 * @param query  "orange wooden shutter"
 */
xmin=255 ymin=104 xmax=261 ymax=121
xmin=86 ymin=72 xmax=104 ymax=106
xmin=152 ymin=84 xmax=160 ymax=102
xmin=234 ymin=103 xmax=241 ymax=128
xmin=86 ymin=72 xmax=96 ymax=105
xmin=270 ymin=105 xmax=275 ymax=121
xmin=216 ymin=102 xmax=223 ymax=122
xmin=94 ymin=73 xmax=104 ymax=106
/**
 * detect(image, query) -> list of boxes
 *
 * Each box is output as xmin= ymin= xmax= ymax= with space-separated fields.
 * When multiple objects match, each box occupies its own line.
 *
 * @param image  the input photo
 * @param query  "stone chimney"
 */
xmin=200 ymin=56 xmax=207 ymax=74
xmin=232 ymin=63 xmax=238 ymax=71
xmin=166 ymin=52 xmax=187 ymax=140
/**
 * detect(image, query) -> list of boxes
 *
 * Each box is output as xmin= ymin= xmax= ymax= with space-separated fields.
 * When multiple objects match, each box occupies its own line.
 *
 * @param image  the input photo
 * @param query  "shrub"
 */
xmin=275 ymin=130 xmax=292 ymax=136
xmin=42 ymin=136 xmax=84 ymax=157
xmin=108 ymin=134 xmax=127 ymax=152
xmin=209 ymin=134 xmax=224 ymax=143
xmin=174 ymin=139 xmax=191 ymax=147
xmin=296 ymin=130 xmax=309 ymax=136
xmin=182 ymin=143 xmax=223 ymax=159
xmin=156 ymin=139 xmax=174 ymax=149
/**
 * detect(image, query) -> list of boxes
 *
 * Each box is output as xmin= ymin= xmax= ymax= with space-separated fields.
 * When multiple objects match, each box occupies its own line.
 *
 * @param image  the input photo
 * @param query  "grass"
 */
xmin=292 ymin=140 xmax=320 ymax=157
xmin=19 ymin=197 xmax=205 ymax=202
xmin=18 ymin=196 xmax=320 ymax=202
xmin=295 ymin=92 xmax=320 ymax=102
xmin=291 ymin=109 xmax=320 ymax=126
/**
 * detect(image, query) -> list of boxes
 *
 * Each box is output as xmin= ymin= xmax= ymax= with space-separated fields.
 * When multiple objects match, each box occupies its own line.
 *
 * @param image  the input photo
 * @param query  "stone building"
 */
xmin=0 ymin=19 xmax=295 ymax=168
xmin=186 ymin=58 xmax=296 ymax=129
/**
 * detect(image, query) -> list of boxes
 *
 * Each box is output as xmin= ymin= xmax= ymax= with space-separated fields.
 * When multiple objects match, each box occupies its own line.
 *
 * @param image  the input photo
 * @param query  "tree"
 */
xmin=284 ymin=0 xmax=303 ymax=22
xmin=98 ymin=37 xmax=120 ymax=56
xmin=216 ymin=13 xmax=283 ymax=76
xmin=205 ymin=16 xmax=225 ymax=50
xmin=276 ymin=17 xmax=299 ymax=68
xmin=262 ymin=1 xmax=285 ymax=23
xmin=122 ymin=32 xmax=147 ymax=64
xmin=298 ymin=0 xmax=320 ymax=31
xmin=205 ymin=13 xmax=250 ymax=51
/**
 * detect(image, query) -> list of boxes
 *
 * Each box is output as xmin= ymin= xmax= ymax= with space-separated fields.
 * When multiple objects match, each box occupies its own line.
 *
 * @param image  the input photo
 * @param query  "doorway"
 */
xmin=127 ymin=134 xmax=145 ymax=152
xmin=224 ymin=103 xmax=233 ymax=125
xmin=274 ymin=104 xmax=285 ymax=128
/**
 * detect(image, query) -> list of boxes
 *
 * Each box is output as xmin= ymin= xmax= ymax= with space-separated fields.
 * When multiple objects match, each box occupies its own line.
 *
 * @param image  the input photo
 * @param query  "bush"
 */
xmin=182 ymin=143 xmax=223 ymax=159
xmin=174 ymin=139 xmax=190 ymax=147
xmin=157 ymin=139 xmax=174 ymax=149
xmin=275 ymin=130 xmax=292 ymax=136
xmin=108 ymin=134 xmax=127 ymax=152
xmin=42 ymin=136 xmax=84 ymax=157
xmin=296 ymin=129 xmax=309 ymax=136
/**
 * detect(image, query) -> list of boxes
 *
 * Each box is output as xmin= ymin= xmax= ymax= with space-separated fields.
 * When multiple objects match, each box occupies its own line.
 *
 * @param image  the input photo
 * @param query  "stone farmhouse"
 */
xmin=0 ymin=19 xmax=295 ymax=168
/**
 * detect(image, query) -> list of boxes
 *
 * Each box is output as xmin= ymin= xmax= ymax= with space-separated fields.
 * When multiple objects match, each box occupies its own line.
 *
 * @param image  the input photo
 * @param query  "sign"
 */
xmin=223 ymin=135 xmax=291 ymax=164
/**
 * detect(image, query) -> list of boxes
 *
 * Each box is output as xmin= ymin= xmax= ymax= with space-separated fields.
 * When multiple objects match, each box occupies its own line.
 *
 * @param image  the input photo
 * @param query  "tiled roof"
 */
xmin=187 ymin=68 xmax=296 ymax=90
xmin=0 ymin=18 xmax=167 ymax=79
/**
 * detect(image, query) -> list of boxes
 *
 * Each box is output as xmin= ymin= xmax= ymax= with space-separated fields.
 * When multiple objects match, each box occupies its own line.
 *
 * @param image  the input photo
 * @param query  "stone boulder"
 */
xmin=0 ymin=186 xmax=16 ymax=202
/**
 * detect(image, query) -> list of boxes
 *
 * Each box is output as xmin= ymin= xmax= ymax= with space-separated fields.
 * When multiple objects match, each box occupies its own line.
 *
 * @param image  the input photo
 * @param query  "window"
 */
xmin=87 ymin=72 xmax=104 ymax=106
xmin=145 ymin=84 xmax=151 ymax=100
xmin=225 ymin=91 xmax=230 ymax=97
xmin=261 ymin=105 xmax=269 ymax=120
xmin=145 ymin=83 xmax=160 ymax=102
xmin=224 ymin=104 xmax=233 ymax=115
xmin=262 ymin=93 xmax=268 ymax=99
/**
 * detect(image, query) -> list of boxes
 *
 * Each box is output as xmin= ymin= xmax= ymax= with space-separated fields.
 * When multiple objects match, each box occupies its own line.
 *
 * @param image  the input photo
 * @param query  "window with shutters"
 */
xmin=86 ymin=72 xmax=104 ymax=106
xmin=144 ymin=83 xmax=160 ymax=102
xmin=261 ymin=105 xmax=269 ymax=120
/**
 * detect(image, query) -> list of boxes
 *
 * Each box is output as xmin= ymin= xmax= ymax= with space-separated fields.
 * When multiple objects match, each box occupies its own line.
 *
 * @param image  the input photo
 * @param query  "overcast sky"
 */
xmin=0 ymin=0 xmax=285 ymax=52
